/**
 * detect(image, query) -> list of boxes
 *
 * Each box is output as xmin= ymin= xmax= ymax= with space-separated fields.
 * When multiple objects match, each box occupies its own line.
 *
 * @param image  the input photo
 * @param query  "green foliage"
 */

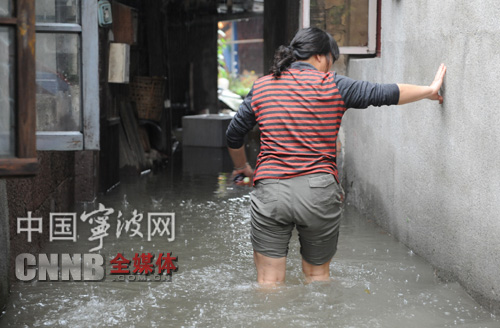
xmin=218 ymin=34 xmax=228 ymax=79
xmin=228 ymin=71 xmax=257 ymax=97
xmin=217 ymin=29 xmax=257 ymax=97
xmin=228 ymin=77 xmax=250 ymax=98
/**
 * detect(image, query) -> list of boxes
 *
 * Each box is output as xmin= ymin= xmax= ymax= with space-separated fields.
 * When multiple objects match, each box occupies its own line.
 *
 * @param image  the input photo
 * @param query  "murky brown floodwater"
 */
xmin=1 ymin=159 xmax=499 ymax=327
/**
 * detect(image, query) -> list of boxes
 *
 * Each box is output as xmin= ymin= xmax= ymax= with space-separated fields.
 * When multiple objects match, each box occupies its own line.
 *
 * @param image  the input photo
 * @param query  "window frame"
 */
xmin=301 ymin=0 xmax=377 ymax=55
xmin=35 ymin=1 xmax=99 ymax=151
xmin=0 ymin=0 xmax=38 ymax=176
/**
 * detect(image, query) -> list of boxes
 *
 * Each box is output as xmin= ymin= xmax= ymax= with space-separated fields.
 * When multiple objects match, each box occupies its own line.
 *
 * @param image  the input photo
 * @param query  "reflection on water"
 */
xmin=1 ymin=166 xmax=499 ymax=327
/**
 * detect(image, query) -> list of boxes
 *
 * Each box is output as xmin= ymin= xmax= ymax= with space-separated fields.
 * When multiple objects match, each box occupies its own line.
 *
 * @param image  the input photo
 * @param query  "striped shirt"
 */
xmin=226 ymin=61 xmax=400 ymax=184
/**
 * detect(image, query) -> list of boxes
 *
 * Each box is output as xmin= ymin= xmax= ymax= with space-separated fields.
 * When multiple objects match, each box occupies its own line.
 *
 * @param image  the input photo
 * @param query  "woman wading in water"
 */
xmin=226 ymin=27 xmax=446 ymax=286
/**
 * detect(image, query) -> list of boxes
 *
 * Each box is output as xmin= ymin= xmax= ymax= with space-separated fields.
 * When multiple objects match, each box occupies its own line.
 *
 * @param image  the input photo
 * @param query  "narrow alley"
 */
xmin=2 ymin=1 xmax=500 ymax=327
xmin=1 ymin=162 xmax=498 ymax=327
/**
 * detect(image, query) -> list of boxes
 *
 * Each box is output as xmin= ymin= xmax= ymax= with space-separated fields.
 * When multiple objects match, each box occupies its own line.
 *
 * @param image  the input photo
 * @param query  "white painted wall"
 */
xmin=341 ymin=0 xmax=500 ymax=311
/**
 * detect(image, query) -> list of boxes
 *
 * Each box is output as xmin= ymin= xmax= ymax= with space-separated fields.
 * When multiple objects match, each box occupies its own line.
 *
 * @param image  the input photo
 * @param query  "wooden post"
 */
xmin=0 ymin=0 xmax=38 ymax=176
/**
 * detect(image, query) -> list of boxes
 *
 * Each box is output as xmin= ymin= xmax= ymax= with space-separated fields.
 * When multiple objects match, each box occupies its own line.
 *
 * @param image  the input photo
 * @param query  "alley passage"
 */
xmin=1 ymin=167 xmax=499 ymax=328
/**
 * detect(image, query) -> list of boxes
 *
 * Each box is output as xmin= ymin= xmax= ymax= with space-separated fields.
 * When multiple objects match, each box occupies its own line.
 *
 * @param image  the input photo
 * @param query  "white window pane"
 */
xmin=0 ymin=0 xmax=12 ymax=17
xmin=310 ymin=0 xmax=369 ymax=47
xmin=36 ymin=0 xmax=80 ymax=24
xmin=36 ymin=33 xmax=82 ymax=132
xmin=0 ymin=27 xmax=15 ymax=158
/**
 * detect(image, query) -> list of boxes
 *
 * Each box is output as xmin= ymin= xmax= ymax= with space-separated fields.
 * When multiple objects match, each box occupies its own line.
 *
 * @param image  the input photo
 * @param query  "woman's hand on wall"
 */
xmin=397 ymin=63 xmax=447 ymax=105
xmin=428 ymin=63 xmax=447 ymax=104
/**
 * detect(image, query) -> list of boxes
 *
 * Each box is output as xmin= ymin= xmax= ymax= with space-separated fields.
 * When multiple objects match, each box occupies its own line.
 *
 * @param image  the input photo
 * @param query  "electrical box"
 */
xmin=98 ymin=0 xmax=113 ymax=27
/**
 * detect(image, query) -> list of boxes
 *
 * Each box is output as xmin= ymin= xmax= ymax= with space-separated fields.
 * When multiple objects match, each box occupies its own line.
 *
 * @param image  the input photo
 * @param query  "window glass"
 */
xmin=36 ymin=33 xmax=82 ymax=131
xmin=0 ymin=0 xmax=12 ymax=17
xmin=217 ymin=17 xmax=263 ymax=100
xmin=310 ymin=0 xmax=369 ymax=47
xmin=0 ymin=27 xmax=15 ymax=158
xmin=36 ymin=0 xmax=80 ymax=24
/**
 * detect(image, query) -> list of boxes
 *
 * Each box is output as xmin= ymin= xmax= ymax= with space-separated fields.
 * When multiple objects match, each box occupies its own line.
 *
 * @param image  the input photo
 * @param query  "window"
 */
xmin=302 ymin=0 xmax=377 ymax=55
xmin=217 ymin=17 xmax=264 ymax=101
xmin=0 ymin=0 xmax=38 ymax=176
xmin=35 ymin=0 xmax=99 ymax=150
xmin=0 ymin=24 xmax=16 ymax=158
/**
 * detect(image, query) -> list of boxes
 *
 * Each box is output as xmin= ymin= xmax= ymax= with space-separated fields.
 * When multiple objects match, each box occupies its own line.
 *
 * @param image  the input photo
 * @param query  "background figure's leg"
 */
xmin=253 ymin=250 xmax=287 ymax=285
xmin=301 ymin=258 xmax=331 ymax=283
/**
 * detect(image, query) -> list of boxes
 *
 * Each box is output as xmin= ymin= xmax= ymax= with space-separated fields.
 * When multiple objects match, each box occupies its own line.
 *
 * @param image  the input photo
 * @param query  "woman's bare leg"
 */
xmin=302 ymin=258 xmax=331 ymax=283
xmin=253 ymin=250 xmax=287 ymax=286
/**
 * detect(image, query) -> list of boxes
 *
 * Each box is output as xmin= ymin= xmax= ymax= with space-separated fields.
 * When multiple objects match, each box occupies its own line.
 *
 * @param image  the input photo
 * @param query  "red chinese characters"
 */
xmin=110 ymin=253 xmax=131 ymax=274
xmin=133 ymin=253 xmax=154 ymax=275
xmin=109 ymin=252 xmax=178 ymax=276
xmin=156 ymin=252 xmax=178 ymax=275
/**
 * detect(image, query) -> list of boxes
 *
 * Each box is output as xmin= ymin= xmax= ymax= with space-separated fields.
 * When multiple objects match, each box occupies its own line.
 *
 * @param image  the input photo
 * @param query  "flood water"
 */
xmin=1 ymin=161 xmax=499 ymax=327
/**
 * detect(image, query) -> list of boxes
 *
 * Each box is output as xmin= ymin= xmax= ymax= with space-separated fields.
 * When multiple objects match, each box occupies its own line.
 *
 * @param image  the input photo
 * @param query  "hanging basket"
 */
xmin=129 ymin=76 xmax=165 ymax=122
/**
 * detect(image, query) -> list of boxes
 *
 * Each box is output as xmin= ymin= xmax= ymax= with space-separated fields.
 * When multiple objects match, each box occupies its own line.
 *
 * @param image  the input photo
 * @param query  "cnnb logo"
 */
xmin=15 ymin=253 xmax=105 ymax=281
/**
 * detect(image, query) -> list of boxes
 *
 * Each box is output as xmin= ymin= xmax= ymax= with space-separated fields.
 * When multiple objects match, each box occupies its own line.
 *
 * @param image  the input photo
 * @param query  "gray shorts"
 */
xmin=250 ymin=173 xmax=345 ymax=266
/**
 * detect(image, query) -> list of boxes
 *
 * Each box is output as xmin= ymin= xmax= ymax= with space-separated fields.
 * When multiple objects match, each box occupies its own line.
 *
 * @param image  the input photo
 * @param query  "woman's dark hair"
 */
xmin=270 ymin=27 xmax=339 ymax=79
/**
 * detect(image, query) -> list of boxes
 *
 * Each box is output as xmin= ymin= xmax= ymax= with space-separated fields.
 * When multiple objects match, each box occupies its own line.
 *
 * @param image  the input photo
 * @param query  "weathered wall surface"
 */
xmin=6 ymin=151 xmax=76 ymax=283
xmin=0 ymin=151 xmax=76 ymax=309
xmin=341 ymin=0 xmax=500 ymax=312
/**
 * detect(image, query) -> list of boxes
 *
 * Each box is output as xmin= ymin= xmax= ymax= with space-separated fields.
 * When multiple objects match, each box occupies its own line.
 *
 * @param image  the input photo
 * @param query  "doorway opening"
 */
xmin=217 ymin=16 xmax=263 ymax=112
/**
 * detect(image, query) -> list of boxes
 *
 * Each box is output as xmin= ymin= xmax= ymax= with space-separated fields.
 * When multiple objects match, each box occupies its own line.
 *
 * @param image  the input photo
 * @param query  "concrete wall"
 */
xmin=7 ymin=151 xmax=76 ymax=283
xmin=341 ymin=0 xmax=500 ymax=312
xmin=0 ymin=150 xmax=96 ymax=308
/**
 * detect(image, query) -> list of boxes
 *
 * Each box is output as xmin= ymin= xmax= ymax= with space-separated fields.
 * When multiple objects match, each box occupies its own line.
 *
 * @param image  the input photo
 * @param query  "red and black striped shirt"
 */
xmin=226 ymin=62 xmax=399 ymax=184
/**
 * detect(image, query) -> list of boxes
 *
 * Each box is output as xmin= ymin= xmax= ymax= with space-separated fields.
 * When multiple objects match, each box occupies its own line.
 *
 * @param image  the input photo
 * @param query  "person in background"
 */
xmin=226 ymin=27 xmax=446 ymax=286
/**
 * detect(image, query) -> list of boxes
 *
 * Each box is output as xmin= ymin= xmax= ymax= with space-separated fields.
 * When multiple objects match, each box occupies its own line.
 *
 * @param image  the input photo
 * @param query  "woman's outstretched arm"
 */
xmin=397 ymin=63 xmax=447 ymax=105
